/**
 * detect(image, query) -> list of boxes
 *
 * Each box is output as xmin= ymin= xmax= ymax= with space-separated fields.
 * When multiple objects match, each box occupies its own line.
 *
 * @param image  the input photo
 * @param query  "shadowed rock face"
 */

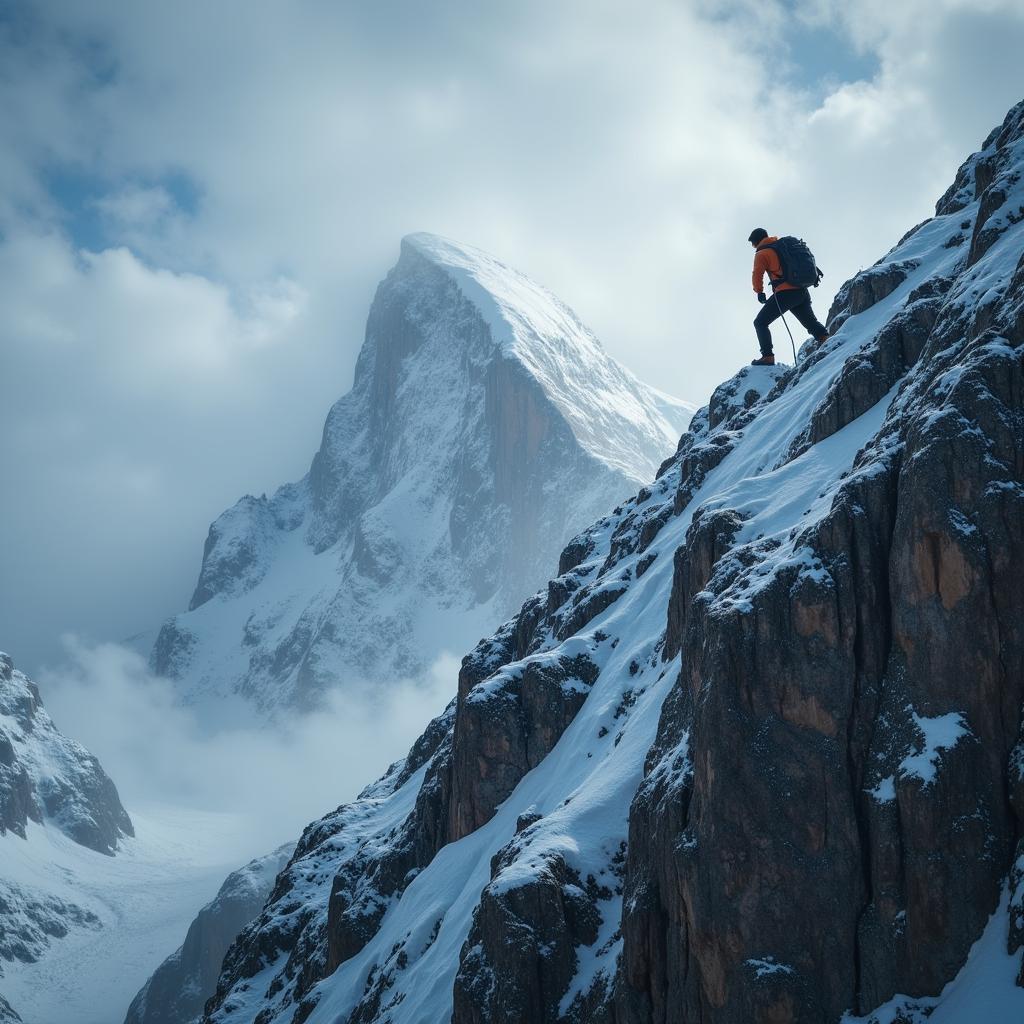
xmin=447 ymin=651 xmax=600 ymax=842
xmin=616 ymin=99 xmax=1024 ymax=1024
xmin=452 ymin=846 xmax=602 ymax=1024
xmin=0 ymin=652 xmax=133 ymax=856
xmin=125 ymin=845 xmax=293 ymax=1024
xmin=201 ymin=99 xmax=1024 ymax=1024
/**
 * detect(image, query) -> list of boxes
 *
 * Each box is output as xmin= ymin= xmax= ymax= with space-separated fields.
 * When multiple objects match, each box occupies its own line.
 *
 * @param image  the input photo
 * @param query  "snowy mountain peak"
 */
xmin=401 ymin=231 xmax=596 ymax=357
xmin=398 ymin=232 xmax=693 ymax=480
xmin=400 ymin=231 xmax=603 ymax=360
xmin=153 ymin=237 xmax=693 ymax=711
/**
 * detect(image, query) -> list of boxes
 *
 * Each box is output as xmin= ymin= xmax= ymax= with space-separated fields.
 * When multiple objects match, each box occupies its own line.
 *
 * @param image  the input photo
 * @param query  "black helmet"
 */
xmin=748 ymin=228 xmax=769 ymax=244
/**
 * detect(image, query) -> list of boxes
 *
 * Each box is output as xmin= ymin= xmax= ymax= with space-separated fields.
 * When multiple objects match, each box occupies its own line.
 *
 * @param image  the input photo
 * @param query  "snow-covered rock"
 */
xmin=0 ymin=651 xmax=133 ymax=1023
xmin=0 ymin=656 xmax=251 ymax=1024
xmin=124 ymin=843 xmax=294 ymax=1024
xmin=152 ymin=233 xmax=693 ymax=713
xmin=199 ymin=97 xmax=1024 ymax=1024
xmin=0 ymin=651 xmax=132 ymax=855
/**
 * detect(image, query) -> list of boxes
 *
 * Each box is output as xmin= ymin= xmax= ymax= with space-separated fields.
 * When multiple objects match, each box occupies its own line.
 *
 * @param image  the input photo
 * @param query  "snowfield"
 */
xmin=1 ymin=807 xmax=257 ymax=1024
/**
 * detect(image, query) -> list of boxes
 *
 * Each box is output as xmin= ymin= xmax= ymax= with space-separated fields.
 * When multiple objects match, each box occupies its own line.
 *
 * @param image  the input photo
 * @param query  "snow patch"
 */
xmin=901 ymin=710 xmax=970 ymax=787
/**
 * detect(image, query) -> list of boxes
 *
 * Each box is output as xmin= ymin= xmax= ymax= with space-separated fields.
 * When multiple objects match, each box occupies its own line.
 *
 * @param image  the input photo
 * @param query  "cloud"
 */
xmin=2 ymin=0 xmax=1023 ymax=678
xmin=94 ymin=184 xmax=176 ymax=231
xmin=38 ymin=638 xmax=457 ymax=853
xmin=0 ymin=224 xmax=315 ymax=668
xmin=1 ymin=231 xmax=305 ymax=388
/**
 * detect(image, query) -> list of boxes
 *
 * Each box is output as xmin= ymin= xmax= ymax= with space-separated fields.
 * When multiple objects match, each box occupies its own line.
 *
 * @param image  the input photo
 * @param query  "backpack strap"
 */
xmin=758 ymin=242 xmax=786 ymax=290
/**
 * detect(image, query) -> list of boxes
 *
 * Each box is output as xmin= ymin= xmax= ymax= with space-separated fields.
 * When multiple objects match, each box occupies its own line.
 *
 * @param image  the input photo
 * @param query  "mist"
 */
xmin=39 ymin=637 xmax=457 ymax=856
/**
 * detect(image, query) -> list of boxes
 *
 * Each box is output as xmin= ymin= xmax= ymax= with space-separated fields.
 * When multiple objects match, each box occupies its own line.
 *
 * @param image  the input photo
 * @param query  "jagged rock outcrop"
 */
xmin=0 ymin=652 xmax=133 ymax=855
xmin=0 ymin=650 xmax=133 ymax=1024
xmin=447 ymin=649 xmax=600 ymax=842
xmin=452 ymin=844 xmax=603 ymax=1024
xmin=125 ymin=845 xmax=294 ymax=1024
xmin=0 ymin=994 xmax=20 ymax=1023
xmin=200 ymin=98 xmax=1024 ymax=1024
xmin=616 ymin=97 xmax=1024 ymax=1024
xmin=0 ymin=880 xmax=101 ymax=971
xmin=150 ymin=233 xmax=692 ymax=713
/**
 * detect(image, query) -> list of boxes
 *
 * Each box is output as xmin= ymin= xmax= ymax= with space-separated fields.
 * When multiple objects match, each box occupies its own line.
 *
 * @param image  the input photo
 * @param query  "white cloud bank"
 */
xmin=39 ymin=638 xmax=457 ymax=852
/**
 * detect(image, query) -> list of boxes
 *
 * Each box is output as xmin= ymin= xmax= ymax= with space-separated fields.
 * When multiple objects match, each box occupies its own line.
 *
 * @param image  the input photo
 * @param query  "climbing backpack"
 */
xmin=763 ymin=236 xmax=824 ymax=289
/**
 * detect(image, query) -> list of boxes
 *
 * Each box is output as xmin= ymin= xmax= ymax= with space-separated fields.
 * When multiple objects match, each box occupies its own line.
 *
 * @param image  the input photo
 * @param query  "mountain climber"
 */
xmin=749 ymin=228 xmax=829 ymax=366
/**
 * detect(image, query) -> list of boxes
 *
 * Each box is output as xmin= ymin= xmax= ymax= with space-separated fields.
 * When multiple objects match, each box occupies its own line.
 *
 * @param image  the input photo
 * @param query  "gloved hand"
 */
xmin=757 ymin=292 xmax=767 ymax=304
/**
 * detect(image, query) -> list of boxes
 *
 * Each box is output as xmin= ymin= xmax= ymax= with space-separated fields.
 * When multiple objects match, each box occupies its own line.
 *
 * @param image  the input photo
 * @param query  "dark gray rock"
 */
xmin=827 ymin=259 xmax=921 ymax=332
xmin=615 ymin=98 xmax=1024 ymax=1024
xmin=452 ymin=850 xmax=601 ymax=1024
xmin=786 ymin=294 xmax=944 ymax=461
xmin=0 ymin=651 xmax=133 ymax=855
xmin=125 ymin=845 xmax=294 ymax=1024
xmin=447 ymin=652 xmax=600 ymax=842
xmin=0 ymin=879 xmax=101 ymax=971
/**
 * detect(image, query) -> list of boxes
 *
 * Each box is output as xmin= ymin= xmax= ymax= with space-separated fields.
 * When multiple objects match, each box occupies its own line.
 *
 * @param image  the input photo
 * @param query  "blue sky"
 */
xmin=787 ymin=19 xmax=880 ymax=91
xmin=44 ymin=167 xmax=202 ymax=255
xmin=2 ymin=0 xmax=1022 ymax=676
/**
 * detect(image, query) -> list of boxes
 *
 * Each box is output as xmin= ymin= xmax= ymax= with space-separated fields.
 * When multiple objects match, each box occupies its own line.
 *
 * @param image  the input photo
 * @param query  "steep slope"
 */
xmin=202 ymin=99 xmax=1024 ymax=1024
xmin=125 ymin=844 xmax=294 ymax=1024
xmin=0 ymin=651 xmax=134 ymax=1022
xmin=152 ymin=233 xmax=693 ymax=713
xmin=0 ymin=651 xmax=133 ymax=855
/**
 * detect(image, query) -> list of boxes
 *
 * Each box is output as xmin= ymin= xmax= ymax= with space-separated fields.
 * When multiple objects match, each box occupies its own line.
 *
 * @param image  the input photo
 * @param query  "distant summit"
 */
xmin=401 ymin=233 xmax=690 ymax=481
xmin=151 ymin=234 xmax=694 ymax=712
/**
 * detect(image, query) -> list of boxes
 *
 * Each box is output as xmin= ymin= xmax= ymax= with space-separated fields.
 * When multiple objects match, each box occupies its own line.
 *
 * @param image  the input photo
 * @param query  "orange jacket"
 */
xmin=752 ymin=236 xmax=797 ymax=293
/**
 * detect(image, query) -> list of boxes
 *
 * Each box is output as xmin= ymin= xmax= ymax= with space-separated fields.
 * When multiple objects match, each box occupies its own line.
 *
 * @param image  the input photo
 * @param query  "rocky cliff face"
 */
xmin=0 ymin=651 xmax=134 ymax=1024
xmin=125 ymin=845 xmax=294 ymax=1024
xmin=0 ymin=652 xmax=133 ymax=856
xmin=152 ymin=233 xmax=692 ymax=713
xmin=200 ymin=100 xmax=1024 ymax=1024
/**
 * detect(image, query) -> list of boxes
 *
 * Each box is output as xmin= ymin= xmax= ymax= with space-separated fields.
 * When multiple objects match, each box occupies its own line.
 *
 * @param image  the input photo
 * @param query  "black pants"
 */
xmin=754 ymin=288 xmax=827 ymax=355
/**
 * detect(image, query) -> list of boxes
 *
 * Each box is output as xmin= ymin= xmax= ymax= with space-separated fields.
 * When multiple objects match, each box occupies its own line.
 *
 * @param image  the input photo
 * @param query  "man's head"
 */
xmin=748 ymin=228 xmax=769 ymax=247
